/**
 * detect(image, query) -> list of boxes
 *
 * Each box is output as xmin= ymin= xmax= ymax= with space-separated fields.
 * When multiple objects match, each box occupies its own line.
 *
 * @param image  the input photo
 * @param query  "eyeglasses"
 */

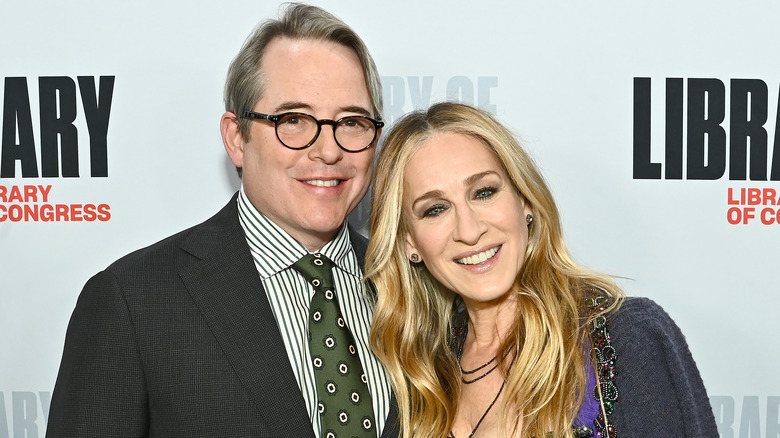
xmin=242 ymin=110 xmax=384 ymax=152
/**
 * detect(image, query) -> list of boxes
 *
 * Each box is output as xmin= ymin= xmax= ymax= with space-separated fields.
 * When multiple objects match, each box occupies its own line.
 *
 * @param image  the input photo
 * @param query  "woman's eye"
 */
xmin=475 ymin=186 xmax=497 ymax=199
xmin=422 ymin=204 xmax=446 ymax=218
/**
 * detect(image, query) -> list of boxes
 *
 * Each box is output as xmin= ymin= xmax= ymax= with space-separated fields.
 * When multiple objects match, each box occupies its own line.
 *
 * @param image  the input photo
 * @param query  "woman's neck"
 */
xmin=461 ymin=295 xmax=517 ymax=362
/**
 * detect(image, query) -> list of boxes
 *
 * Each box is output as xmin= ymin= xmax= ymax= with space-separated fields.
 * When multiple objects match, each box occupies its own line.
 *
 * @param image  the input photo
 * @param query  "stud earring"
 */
xmin=410 ymin=254 xmax=420 ymax=263
xmin=526 ymin=214 xmax=534 ymax=226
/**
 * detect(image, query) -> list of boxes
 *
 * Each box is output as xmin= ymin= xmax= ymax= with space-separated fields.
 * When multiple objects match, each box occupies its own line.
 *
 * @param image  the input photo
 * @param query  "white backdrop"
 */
xmin=1 ymin=1 xmax=778 ymax=436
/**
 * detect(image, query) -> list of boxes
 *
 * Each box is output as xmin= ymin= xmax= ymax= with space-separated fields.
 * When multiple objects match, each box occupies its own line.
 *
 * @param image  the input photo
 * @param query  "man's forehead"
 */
xmin=260 ymin=36 xmax=360 ymax=70
xmin=255 ymin=37 xmax=372 ymax=115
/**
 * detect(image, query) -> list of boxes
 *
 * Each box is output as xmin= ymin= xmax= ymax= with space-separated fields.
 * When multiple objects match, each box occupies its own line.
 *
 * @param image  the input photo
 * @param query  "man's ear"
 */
xmin=221 ymin=112 xmax=244 ymax=168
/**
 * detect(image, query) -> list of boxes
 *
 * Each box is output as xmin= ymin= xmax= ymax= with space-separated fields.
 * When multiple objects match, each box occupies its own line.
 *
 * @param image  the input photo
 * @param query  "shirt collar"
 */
xmin=237 ymin=186 xmax=358 ymax=279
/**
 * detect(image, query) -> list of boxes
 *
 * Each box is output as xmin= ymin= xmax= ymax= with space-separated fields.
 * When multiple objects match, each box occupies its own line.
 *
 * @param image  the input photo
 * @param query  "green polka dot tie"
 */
xmin=292 ymin=253 xmax=376 ymax=438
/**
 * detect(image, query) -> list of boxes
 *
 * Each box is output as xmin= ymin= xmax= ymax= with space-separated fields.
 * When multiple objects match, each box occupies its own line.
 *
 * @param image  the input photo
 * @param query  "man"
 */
xmin=46 ymin=4 xmax=397 ymax=437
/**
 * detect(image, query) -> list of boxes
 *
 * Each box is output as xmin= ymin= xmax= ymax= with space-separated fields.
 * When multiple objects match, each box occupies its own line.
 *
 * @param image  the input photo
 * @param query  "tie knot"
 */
xmin=292 ymin=253 xmax=335 ymax=288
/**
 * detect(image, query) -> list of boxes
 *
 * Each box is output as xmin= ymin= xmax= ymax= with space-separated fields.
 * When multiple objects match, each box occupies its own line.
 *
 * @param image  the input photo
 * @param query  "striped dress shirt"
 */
xmin=237 ymin=187 xmax=391 ymax=437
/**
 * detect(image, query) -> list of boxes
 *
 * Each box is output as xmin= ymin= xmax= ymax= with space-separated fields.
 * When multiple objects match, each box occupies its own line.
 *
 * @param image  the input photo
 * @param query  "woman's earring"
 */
xmin=410 ymin=253 xmax=420 ymax=263
xmin=526 ymin=214 xmax=534 ymax=226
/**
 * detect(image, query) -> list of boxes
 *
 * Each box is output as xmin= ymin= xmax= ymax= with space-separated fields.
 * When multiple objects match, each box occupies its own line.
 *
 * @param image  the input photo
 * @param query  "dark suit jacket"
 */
xmin=47 ymin=194 xmax=399 ymax=437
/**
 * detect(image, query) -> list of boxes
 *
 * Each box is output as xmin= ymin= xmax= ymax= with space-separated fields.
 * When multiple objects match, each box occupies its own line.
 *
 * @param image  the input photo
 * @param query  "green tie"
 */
xmin=292 ymin=253 xmax=376 ymax=438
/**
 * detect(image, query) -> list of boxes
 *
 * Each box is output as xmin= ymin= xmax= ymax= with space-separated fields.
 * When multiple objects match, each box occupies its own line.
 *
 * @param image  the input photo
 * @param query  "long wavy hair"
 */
xmin=366 ymin=102 xmax=624 ymax=438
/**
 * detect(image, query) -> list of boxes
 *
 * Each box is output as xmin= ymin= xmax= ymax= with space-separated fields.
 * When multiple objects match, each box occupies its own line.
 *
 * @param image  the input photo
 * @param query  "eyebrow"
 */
xmin=273 ymin=101 xmax=372 ymax=117
xmin=409 ymin=171 xmax=500 ymax=210
xmin=464 ymin=170 xmax=498 ymax=186
xmin=410 ymin=190 xmax=444 ymax=211
xmin=274 ymin=101 xmax=313 ymax=113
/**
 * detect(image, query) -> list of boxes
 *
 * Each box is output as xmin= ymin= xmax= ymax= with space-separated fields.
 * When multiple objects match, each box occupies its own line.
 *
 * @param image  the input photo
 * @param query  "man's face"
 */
xmin=226 ymin=37 xmax=376 ymax=251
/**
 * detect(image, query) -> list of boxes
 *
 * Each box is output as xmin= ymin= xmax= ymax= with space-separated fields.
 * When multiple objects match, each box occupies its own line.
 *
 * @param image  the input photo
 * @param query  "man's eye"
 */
xmin=340 ymin=118 xmax=371 ymax=131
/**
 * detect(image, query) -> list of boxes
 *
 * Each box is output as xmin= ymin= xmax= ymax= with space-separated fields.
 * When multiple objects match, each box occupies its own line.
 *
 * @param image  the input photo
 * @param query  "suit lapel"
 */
xmin=178 ymin=197 xmax=315 ymax=438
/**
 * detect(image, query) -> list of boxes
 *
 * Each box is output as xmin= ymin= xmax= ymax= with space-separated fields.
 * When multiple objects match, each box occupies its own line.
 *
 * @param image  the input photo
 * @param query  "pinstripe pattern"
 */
xmin=237 ymin=188 xmax=391 ymax=438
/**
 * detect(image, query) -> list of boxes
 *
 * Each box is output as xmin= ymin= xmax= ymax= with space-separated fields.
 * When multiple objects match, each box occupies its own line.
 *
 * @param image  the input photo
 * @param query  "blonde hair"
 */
xmin=366 ymin=102 xmax=623 ymax=438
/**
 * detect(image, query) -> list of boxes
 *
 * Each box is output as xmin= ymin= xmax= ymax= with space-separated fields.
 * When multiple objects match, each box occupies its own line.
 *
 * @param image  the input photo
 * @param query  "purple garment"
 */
xmin=573 ymin=348 xmax=600 ymax=429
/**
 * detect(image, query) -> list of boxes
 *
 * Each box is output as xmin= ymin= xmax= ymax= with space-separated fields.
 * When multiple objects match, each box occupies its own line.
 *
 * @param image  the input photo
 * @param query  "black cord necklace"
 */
xmin=450 ymin=306 xmax=507 ymax=436
xmin=455 ymin=322 xmax=500 ymax=384
xmin=459 ymin=356 xmax=499 ymax=384
xmin=448 ymin=380 xmax=506 ymax=438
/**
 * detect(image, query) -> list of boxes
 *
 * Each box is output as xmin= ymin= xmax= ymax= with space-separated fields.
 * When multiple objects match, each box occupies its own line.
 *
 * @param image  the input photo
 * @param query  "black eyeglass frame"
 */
xmin=241 ymin=110 xmax=384 ymax=152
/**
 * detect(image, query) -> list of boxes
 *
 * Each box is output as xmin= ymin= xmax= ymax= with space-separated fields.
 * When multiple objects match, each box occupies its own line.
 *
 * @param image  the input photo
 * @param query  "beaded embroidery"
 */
xmin=587 ymin=295 xmax=618 ymax=438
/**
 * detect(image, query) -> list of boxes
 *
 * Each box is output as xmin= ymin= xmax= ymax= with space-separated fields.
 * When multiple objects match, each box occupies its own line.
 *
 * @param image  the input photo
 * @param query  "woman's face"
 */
xmin=403 ymin=132 xmax=532 ymax=307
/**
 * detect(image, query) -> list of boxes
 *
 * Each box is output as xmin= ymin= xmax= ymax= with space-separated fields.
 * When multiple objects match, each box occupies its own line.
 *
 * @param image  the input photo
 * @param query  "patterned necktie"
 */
xmin=291 ymin=253 xmax=376 ymax=438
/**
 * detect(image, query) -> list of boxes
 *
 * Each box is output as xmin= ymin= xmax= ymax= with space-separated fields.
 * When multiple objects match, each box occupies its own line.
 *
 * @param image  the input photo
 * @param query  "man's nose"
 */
xmin=307 ymin=123 xmax=343 ymax=164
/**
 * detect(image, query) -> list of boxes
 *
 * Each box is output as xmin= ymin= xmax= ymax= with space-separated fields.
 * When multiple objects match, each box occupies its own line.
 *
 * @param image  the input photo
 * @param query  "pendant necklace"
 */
xmin=451 ymin=307 xmax=506 ymax=437
xmin=454 ymin=343 xmax=504 ymax=437
xmin=448 ymin=381 xmax=505 ymax=438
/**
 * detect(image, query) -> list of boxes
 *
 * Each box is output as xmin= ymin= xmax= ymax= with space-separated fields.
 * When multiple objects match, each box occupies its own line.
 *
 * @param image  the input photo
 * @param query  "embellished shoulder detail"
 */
xmin=586 ymin=294 xmax=618 ymax=438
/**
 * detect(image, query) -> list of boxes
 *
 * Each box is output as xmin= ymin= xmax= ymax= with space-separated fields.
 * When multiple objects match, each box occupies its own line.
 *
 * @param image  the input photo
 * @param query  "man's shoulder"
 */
xmin=104 ymin=194 xmax=240 ymax=275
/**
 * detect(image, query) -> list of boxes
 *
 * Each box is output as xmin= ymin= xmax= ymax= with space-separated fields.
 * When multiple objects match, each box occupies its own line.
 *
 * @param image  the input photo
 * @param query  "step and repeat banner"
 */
xmin=1 ymin=1 xmax=777 ymax=436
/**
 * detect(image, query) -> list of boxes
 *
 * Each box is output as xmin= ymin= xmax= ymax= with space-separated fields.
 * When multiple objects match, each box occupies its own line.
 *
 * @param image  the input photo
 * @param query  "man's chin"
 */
xmin=292 ymin=214 xmax=350 ymax=249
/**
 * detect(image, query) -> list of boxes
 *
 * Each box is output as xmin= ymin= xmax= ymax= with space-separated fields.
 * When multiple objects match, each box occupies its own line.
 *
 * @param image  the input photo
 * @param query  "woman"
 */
xmin=366 ymin=102 xmax=717 ymax=437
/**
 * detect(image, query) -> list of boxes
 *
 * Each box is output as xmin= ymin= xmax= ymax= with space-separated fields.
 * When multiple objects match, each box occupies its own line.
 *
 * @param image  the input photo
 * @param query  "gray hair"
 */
xmin=224 ymin=3 xmax=383 ymax=140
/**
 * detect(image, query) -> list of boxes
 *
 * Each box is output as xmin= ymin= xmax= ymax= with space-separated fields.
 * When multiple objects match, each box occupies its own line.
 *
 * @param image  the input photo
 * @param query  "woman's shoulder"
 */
xmin=611 ymin=296 xmax=672 ymax=321
xmin=607 ymin=296 xmax=682 ymax=342
xmin=604 ymin=297 xmax=719 ymax=435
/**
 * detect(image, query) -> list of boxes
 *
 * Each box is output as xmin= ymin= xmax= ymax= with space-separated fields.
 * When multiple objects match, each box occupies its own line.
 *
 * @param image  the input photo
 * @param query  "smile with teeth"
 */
xmin=456 ymin=246 xmax=500 ymax=265
xmin=303 ymin=179 xmax=341 ymax=187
